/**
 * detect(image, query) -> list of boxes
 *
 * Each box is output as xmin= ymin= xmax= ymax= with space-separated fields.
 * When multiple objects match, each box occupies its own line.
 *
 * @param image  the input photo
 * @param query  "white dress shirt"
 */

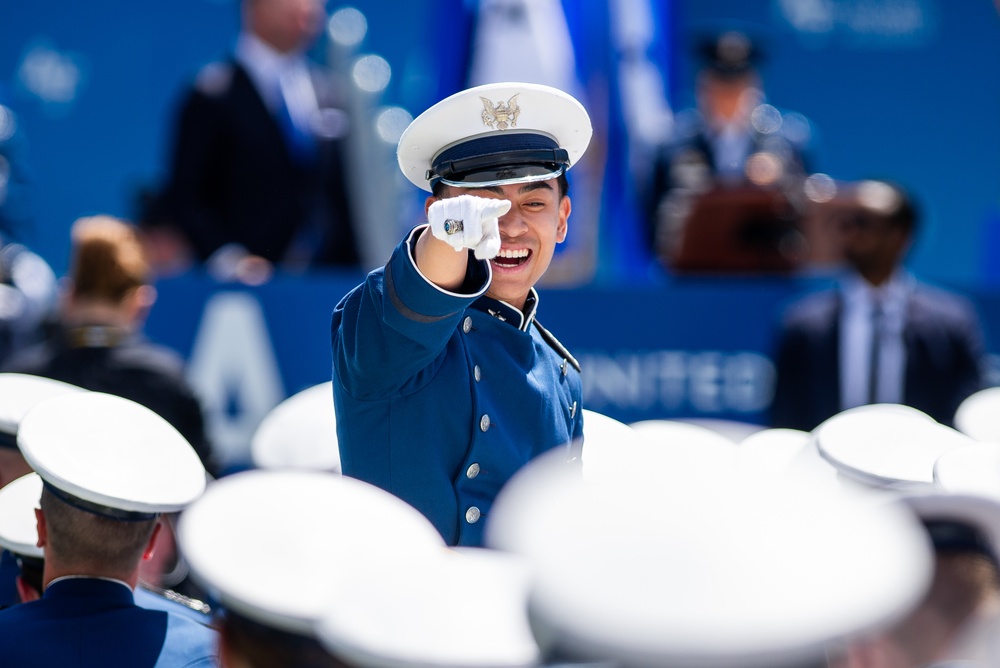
xmin=839 ymin=271 xmax=912 ymax=411
xmin=234 ymin=32 xmax=319 ymax=140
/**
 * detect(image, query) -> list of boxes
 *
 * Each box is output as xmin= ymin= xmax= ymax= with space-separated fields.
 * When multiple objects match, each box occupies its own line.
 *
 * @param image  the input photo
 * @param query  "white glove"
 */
xmin=427 ymin=195 xmax=511 ymax=260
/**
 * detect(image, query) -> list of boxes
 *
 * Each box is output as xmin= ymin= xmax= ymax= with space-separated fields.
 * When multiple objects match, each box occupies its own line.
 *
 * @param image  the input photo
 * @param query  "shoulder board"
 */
xmin=147 ymin=584 xmax=213 ymax=615
xmin=533 ymin=319 xmax=580 ymax=373
xmin=194 ymin=61 xmax=234 ymax=97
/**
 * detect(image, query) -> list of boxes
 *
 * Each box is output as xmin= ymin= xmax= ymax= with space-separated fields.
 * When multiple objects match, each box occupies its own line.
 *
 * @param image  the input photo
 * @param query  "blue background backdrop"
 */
xmin=2 ymin=0 xmax=999 ymax=466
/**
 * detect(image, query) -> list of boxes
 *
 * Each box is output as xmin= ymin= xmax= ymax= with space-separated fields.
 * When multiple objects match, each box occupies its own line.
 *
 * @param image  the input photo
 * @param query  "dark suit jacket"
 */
xmin=155 ymin=60 xmax=359 ymax=266
xmin=770 ymin=282 xmax=986 ymax=431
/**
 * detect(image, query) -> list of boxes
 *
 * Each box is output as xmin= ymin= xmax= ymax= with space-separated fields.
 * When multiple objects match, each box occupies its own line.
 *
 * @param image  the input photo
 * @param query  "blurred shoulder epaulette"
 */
xmin=534 ymin=320 xmax=580 ymax=373
xmin=152 ymin=585 xmax=212 ymax=616
xmin=194 ymin=61 xmax=234 ymax=97
xmin=166 ymin=588 xmax=211 ymax=615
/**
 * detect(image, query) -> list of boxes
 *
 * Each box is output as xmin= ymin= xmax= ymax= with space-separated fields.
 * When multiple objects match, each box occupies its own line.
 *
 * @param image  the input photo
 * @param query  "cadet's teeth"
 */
xmin=497 ymin=249 xmax=529 ymax=259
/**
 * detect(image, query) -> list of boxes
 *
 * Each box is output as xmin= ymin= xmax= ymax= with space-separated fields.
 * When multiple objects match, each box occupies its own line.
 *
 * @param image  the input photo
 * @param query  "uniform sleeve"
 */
xmin=332 ymin=225 xmax=490 ymax=399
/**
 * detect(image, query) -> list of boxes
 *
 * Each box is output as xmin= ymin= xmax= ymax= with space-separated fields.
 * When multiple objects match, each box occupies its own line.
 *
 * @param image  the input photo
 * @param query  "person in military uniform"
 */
xmin=644 ymin=28 xmax=816 ymax=269
xmin=177 ymin=469 xmax=449 ymax=667
xmin=0 ymin=470 xmax=213 ymax=629
xmin=0 ymin=392 xmax=217 ymax=667
xmin=0 ymin=373 xmax=85 ymax=609
xmin=485 ymin=440 xmax=935 ymax=668
xmin=331 ymin=81 xmax=590 ymax=547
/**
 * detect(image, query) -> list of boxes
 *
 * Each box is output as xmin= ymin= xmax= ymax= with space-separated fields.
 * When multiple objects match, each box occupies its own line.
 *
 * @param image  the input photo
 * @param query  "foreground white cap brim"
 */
xmin=487 ymin=446 xmax=933 ymax=667
xmin=178 ymin=470 xmax=447 ymax=635
xmin=317 ymin=548 xmax=540 ymax=667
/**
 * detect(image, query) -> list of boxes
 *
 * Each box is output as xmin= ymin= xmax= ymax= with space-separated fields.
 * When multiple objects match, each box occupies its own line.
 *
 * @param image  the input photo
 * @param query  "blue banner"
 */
xmin=144 ymin=271 xmax=1000 ymax=469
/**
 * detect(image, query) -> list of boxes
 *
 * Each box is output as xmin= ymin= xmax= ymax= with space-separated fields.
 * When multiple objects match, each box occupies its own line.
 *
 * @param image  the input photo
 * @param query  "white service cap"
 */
xmin=397 ymin=82 xmax=592 ymax=192
xmin=317 ymin=547 xmax=540 ymax=667
xmin=0 ymin=373 xmax=84 ymax=448
xmin=177 ymin=469 xmax=447 ymax=636
xmin=934 ymin=441 xmax=1000 ymax=501
xmin=955 ymin=387 xmax=1000 ymax=443
xmin=736 ymin=428 xmax=841 ymax=491
xmin=17 ymin=392 xmax=207 ymax=519
xmin=0 ymin=472 xmax=43 ymax=558
xmin=898 ymin=490 xmax=1000 ymax=566
xmin=814 ymin=403 xmax=974 ymax=491
xmin=578 ymin=409 xmax=643 ymax=481
xmin=250 ymin=381 xmax=340 ymax=473
xmin=486 ymin=445 xmax=933 ymax=667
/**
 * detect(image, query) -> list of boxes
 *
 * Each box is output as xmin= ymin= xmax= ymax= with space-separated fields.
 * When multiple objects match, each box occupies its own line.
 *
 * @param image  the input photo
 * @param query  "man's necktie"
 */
xmin=275 ymin=77 xmax=317 ymax=164
xmin=867 ymin=299 xmax=883 ymax=404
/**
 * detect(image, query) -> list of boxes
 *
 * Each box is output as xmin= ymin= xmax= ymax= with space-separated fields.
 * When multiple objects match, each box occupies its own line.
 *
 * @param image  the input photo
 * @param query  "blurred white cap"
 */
xmin=251 ymin=381 xmax=340 ymax=473
xmin=0 ymin=472 xmax=43 ymax=558
xmin=317 ymin=547 xmax=540 ymax=667
xmin=178 ymin=469 xmax=446 ymax=636
xmin=486 ymin=442 xmax=933 ymax=667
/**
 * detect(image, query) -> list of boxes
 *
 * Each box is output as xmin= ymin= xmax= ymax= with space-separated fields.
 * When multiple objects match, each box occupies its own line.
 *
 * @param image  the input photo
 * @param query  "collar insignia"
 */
xmin=481 ymin=94 xmax=520 ymax=130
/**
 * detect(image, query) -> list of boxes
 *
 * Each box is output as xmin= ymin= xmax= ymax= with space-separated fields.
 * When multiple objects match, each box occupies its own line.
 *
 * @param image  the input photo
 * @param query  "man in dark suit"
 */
xmin=150 ymin=0 xmax=360 ymax=283
xmin=0 ymin=392 xmax=217 ymax=667
xmin=770 ymin=180 xmax=987 ymax=431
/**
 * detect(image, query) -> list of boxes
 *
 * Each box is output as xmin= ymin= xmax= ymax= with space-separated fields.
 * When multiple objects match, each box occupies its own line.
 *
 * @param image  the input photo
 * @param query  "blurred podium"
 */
xmin=659 ymin=184 xmax=847 ymax=274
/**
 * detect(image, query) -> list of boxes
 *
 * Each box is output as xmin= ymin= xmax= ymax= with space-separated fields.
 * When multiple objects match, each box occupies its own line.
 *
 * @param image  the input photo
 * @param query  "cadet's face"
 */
xmin=441 ymin=180 xmax=570 ymax=310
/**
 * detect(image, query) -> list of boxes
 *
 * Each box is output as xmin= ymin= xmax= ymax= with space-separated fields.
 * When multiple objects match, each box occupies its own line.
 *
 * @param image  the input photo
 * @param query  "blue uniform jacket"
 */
xmin=0 ymin=577 xmax=219 ymax=667
xmin=0 ymin=550 xmax=19 ymax=608
xmin=332 ymin=226 xmax=584 ymax=546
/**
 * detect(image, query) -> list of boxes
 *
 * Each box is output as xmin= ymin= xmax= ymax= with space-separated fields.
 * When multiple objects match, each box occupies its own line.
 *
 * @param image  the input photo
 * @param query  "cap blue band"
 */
xmin=428 ymin=133 xmax=569 ymax=184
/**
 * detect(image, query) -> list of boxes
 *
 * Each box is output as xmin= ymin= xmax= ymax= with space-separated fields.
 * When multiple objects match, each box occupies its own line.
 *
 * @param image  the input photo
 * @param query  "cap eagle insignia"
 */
xmin=481 ymin=94 xmax=520 ymax=130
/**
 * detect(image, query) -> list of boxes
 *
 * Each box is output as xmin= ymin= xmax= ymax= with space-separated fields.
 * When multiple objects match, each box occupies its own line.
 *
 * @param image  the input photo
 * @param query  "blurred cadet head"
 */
xmin=18 ymin=392 xmax=206 ymax=585
xmin=316 ymin=548 xmax=539 ymax=668
xmin=486 ymin=442 xmax=934 ymax=668
xmin=243 ymin=0 xmax=326 ymax=54
xmin=0 ymin=472 xmax=45 ymax=603
xmin=694 ymin=30 xmax=764 ymax=124
xmin=178 ymin=470 xmax=447 ymax=668
xmin=65 ymin=215 xmax=156 ymax=324
xmin=250 ymin=381 xmax=341 ymax=473
xmin=39 ymin=484 xmax=160 ymax=577
xmin=838 ymin=180 xmax=917 ymax=281
xmin=837 ymin=493 xmax=1000 ymax=668
xmin=0 ymin=373 xmax=83 ymax=490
